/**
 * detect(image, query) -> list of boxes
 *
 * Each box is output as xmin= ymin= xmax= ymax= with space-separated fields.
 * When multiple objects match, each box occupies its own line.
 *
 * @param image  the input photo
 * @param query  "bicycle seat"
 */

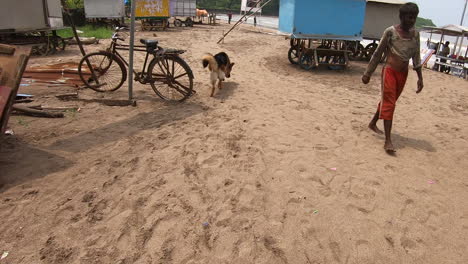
xmin=140 ymin=39 xmax=158 ymax=49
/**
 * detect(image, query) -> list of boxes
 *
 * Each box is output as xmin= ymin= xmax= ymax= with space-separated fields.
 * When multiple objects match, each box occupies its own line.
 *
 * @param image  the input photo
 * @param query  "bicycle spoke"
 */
xmin=149 ymin=56 xmax=193 ymax=102
xmin=157 ymin=60 xmax=168 ymax=76
xmin=79 ymin=53 xmax=125 ymax=92
xmin=172 ymin=80 xmax=192 ymax=95
xmin=171 ymin=58 xmax=175 ymax=77
xmin=173 ymin=72 xmax=188 ymax=80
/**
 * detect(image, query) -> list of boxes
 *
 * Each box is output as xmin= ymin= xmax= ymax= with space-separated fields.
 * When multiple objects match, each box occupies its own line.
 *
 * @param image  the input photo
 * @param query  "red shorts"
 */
xmin=378 ymin=66 xmax=408 ymax=120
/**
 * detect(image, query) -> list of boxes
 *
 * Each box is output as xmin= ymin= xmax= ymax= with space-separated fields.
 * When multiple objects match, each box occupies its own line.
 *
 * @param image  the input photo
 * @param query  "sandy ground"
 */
xmin=1 ymin=21 xmax=468 ymax=264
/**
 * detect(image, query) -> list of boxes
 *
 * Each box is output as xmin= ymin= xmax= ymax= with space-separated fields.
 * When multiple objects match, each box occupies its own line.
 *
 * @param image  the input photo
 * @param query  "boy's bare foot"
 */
xmin=384 ymin=141 xmax=396 ymax=153
xmin=368 ymin=123 xmax=383 ymax=134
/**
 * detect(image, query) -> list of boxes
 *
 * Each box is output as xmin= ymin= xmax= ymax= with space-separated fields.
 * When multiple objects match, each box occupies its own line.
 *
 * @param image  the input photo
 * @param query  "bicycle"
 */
xmin=78 ymin=28 xmax=195 ymax=102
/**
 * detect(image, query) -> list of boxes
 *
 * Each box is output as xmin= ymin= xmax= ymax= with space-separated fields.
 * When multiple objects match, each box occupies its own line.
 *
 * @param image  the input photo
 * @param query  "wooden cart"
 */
xmin=136 ymin=0 xmax=171 ymax=31
xmin=0 ymin=28 xmax=68 ymax=56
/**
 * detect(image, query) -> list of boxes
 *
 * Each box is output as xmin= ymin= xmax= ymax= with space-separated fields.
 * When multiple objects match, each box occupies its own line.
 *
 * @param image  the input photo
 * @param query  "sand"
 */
xmin=1 ymin=21 xmax=468 ymax=264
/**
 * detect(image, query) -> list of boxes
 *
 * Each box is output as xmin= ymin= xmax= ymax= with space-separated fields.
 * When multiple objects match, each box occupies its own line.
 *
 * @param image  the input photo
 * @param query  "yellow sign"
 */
xmin=135 ymin=0 xmax=170 ymax=17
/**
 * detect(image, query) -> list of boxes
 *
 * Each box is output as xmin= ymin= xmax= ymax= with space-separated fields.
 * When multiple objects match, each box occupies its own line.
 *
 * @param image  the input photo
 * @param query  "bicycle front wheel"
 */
xmin=148 ymin=55 xmax=194 ymax=102
xmin=78 ymin=52 xmax=127 ymax=92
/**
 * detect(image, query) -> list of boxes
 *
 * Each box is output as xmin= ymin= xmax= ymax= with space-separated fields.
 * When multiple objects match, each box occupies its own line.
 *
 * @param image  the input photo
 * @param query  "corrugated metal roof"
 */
xmin=367 ymin=0 xmax=406 ymax=5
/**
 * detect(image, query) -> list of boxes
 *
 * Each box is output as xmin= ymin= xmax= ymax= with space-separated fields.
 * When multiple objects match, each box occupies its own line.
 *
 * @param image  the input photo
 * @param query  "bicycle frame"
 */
xmin=106 ymin=39 xmax=155 ymax=84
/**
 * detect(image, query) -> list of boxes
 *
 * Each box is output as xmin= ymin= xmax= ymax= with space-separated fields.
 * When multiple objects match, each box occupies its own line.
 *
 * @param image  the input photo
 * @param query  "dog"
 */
xmin=202 ymin=52 xmax=235 ymax=97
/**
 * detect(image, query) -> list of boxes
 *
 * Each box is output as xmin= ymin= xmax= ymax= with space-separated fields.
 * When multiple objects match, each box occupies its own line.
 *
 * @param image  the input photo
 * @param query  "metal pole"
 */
xmin=461 ymin=0 xmax=467 ymax=25
xmin=128 ymin=0 xmax=136 ymax=100
xmin=457 ymin=33 xmax=464 ymax=56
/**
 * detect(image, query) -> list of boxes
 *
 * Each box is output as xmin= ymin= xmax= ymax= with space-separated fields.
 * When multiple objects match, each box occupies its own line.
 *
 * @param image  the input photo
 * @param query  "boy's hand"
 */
xmin=416 ymin=79 xmax=424 ymax=93
xmin=362 ymin=75 xmax=370 ymax=84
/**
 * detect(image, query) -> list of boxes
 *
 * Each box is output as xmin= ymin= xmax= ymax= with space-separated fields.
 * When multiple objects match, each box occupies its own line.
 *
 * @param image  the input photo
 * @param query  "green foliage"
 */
xmin=56 ymin=25 xmax=113 ymax=39
xmin=63 ymin=0 xmax=84 ymax=9
xmin=416 ymin=17 xmax=436 ymax=28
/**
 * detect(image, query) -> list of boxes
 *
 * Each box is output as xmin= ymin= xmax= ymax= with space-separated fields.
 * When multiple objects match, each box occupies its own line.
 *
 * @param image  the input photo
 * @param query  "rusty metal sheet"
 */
xmin=22 ymin=62 xmax=89 ymax=87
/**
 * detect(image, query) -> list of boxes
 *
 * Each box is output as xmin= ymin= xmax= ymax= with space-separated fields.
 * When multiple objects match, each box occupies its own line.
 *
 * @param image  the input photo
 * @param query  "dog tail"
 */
xmin=202 ymin=54 xmax=218 ymax=71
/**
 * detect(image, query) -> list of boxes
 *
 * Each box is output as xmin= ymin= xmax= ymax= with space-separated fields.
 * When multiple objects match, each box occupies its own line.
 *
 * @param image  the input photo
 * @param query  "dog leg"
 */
xmin=210 ymin=72 xmax=218 ymax=97
xmin=218 ymin=71 xmax=226 ymax=90
xmin=211 ymin=83 xmax=216 ymax=97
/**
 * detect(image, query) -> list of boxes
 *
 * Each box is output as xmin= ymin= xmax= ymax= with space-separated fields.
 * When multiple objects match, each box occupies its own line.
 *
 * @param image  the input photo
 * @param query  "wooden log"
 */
xmin=55 ymin=92 xmax=78 ymax=100
xmin=89 ymin=99 xmax=136 ymax=107
xmin=12 ymin=105 xmax=64 ymax=118
xmin=14 ymin=98 xmax=34 ymax=104
xmin=67 ymin=37 xmax=99 ymax=45
xmin=40 ymin=106 xmax=79 ymax=111
xmin=27 ymin=104 xmax=43 ymax=109
xmin=0 ymin=44 xmax=15 ymax=55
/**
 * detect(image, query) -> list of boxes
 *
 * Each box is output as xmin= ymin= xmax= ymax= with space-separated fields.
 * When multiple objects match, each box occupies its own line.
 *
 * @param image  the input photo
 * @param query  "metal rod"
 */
xmin=128 ymin=0 xmax=136 ymax=100
xmin=461 ymin=0 xmax=467 ymax=25
xmin=217 ymin=0 xmax=272 ymax=44
xmin=438 ymin=32 xmax=444 ymax=55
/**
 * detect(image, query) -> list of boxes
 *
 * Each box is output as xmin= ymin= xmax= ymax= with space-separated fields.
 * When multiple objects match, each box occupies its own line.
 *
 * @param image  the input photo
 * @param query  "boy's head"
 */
xmin=445 ymin=41 xmax=450 ymax=47
xmin=399 ymin=3 xmax=419 ymax=30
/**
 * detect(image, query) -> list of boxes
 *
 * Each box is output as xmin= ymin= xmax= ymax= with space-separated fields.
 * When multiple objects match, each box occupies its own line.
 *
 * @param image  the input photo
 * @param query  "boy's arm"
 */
xmin=412 ymin=31 xmax=422 ymax=70
xmin=413 ymin=31 xmax=424 ymax=93
xmin=363 ymin=29 xmax=390 ymax=78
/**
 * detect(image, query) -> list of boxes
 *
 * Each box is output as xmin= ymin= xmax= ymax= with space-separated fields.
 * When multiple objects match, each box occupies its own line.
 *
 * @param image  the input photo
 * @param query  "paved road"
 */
xmin=217 ymin=14 xmax=279 ymax=29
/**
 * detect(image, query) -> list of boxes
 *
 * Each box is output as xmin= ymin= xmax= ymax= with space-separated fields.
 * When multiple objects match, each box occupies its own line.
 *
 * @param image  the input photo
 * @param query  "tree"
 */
xmin=416 ymin=17 xmax=436 ymax=29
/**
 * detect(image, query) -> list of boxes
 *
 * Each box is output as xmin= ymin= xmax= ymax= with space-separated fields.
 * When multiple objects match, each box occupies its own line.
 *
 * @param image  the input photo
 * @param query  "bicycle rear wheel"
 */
xmin=148 ymin=55 xmax=194 ymax=102
xmin=78 ymin=51 xmax=127 ymax=92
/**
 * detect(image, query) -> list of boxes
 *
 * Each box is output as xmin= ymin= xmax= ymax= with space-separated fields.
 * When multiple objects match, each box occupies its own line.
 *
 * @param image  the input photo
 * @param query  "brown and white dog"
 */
xmin=202 ymin=52 xmax=235 ymax=97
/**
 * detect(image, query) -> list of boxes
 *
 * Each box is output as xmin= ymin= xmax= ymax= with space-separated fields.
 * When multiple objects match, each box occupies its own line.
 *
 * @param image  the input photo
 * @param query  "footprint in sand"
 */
xmin=199 ymin=154 xmax=224 ymax=168
xmin=354 ymin=240 xmax=372 ymax=262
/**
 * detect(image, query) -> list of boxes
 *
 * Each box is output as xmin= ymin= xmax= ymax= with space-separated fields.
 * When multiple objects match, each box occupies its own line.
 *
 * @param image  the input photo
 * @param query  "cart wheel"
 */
xmin=174 ymin=19 xmax=183 ymax=27
xmin=186 ymin=18 xmax=194 ymax=27
xmin=34 ymin=43 xmax=49 ymax=56
xmin=299 ymin=53 xmax=315 ymax=70
xmin=290 ymin=39 xmax=300 ymax=48
xmin=55 ymin=37 xmax=66 ymax=51
xmin=47 ymin=41 xmax=57 ymax=55
xmin=347 ymin=43 xmax=364 ymax=60
xmin=364 ymin=43 xmax=378 ymax=59
xmin=328 ymin=56 xmax=347 ymax=70
xmin=288 ymin=47 xmax=300 ymax=65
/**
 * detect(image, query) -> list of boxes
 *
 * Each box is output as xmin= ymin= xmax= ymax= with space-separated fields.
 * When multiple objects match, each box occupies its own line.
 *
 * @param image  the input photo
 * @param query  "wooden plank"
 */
xmin=0 ymin=86 xmax=12 ymax=119
xmin=0 ymin=44 xmax=31 ymax=136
